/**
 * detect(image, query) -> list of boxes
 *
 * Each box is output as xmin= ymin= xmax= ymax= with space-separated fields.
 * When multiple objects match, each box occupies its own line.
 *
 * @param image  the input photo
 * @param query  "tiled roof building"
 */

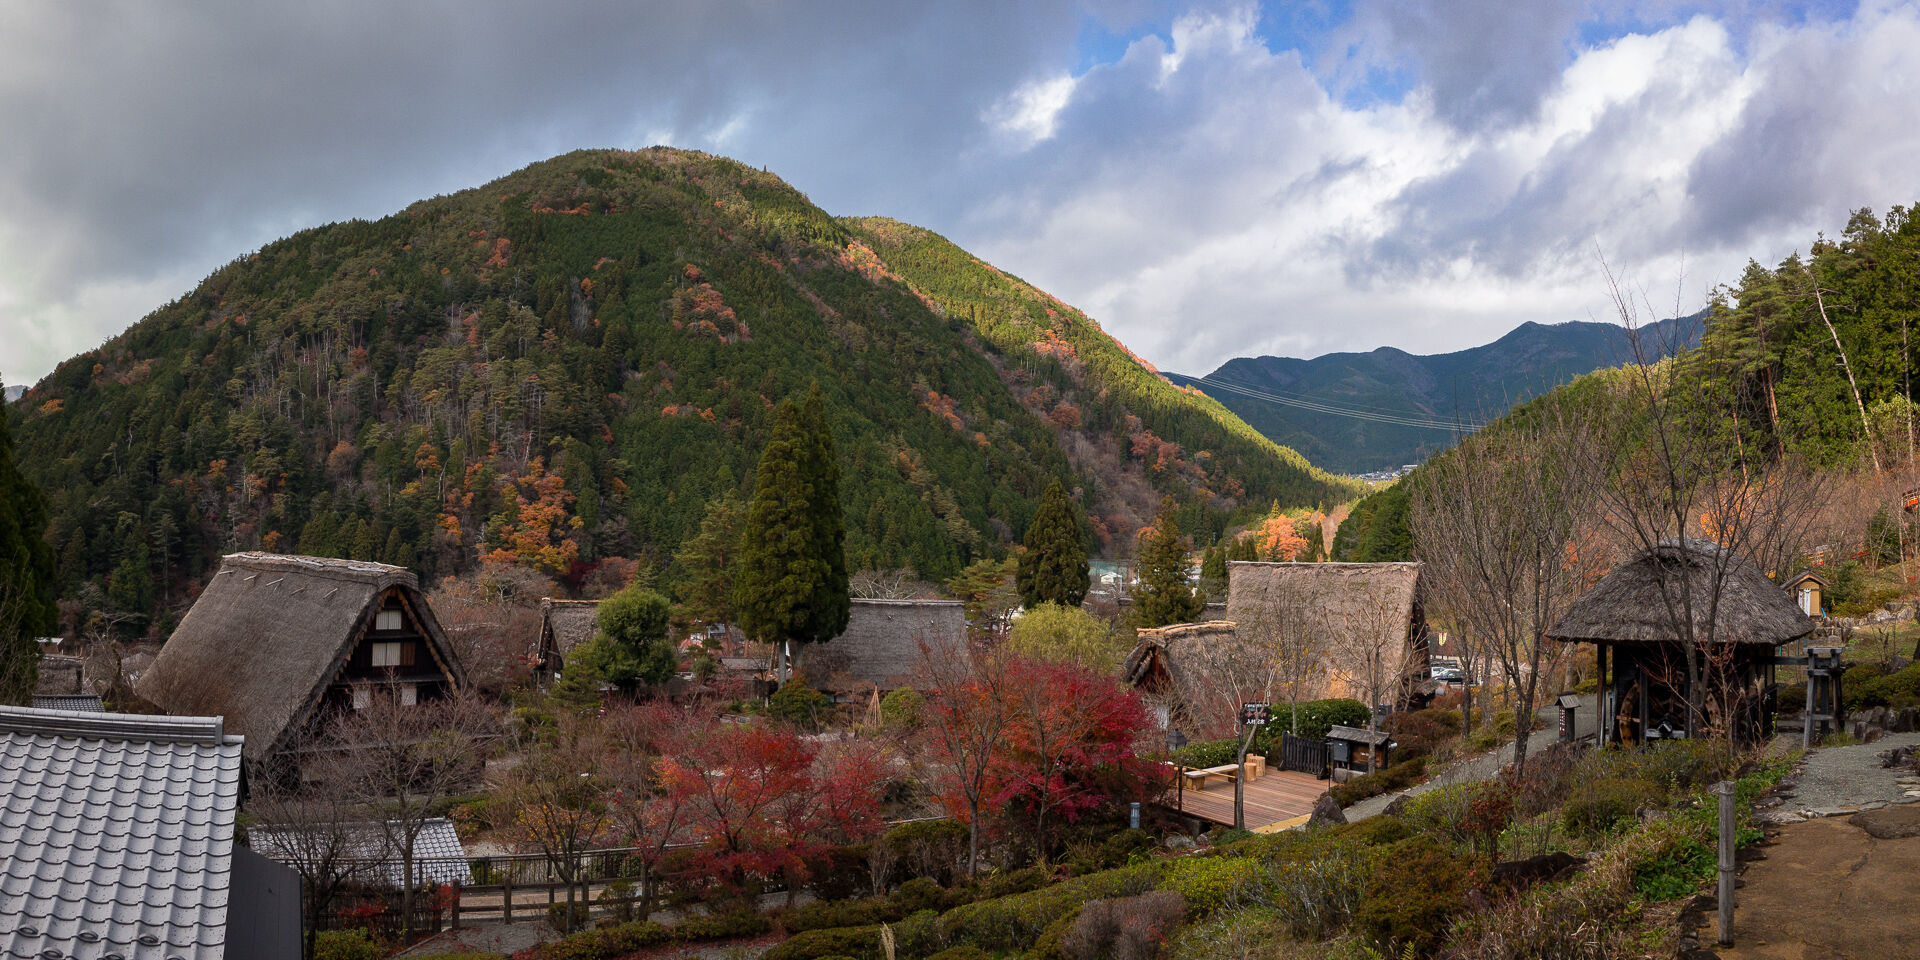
xmin=0 ymin=705 xmax=299 ymax=959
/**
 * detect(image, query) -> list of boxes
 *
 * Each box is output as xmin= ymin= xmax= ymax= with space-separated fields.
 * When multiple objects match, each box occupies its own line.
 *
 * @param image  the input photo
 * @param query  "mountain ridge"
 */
xmin=1168 ymin=314 xmax=1701 ymax=473
xmin=6 ymin=147 xmax=1353 ymax=632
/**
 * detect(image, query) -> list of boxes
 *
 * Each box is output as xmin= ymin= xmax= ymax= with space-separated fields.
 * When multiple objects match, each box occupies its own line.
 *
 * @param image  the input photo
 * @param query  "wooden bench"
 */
xmin=1180 ymin=756 xmax=1267 ymax=790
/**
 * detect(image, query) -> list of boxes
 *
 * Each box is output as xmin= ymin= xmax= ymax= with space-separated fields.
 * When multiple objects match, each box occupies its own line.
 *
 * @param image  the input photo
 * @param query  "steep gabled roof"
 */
xmin=1225 ymin=561 xmax=1423 ymax=650
xmin=136 ymin=553 xmax=467 ymax=763
xmin=252 ymin=817 xmax=472 ymax=889
xmin=0 ymin=705 xmax=244 ymax=960
xmin=538 ymin=599 xmax=601 ymax=659
xmin=1548 ymin=539 xmax=1815 ymax=647
xmin=793 ymin=598 xmax=967 ymax=692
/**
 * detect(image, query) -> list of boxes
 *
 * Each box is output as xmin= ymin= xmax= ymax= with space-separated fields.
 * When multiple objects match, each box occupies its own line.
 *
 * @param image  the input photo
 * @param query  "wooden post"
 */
xmin=502 ymin=873 xmax=513 ymax=924
xmin=1717 ymin=781 xmax=1736 ymax=946
xmin=451 ymin=884 xmax=461 ymax=931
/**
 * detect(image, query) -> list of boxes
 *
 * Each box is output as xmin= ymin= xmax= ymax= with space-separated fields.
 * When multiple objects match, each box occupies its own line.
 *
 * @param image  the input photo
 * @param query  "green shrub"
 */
xmin=546 ymin=899 xmax=590 ymax=932
xmin=786 ymin=897 xmax=895 ymax=933
xmin=924 ymin=947 xmax=990 ymax=960
xmin=891 ymin=876 xmax=959 ymax=914
xmin=883 ymin=819 xmax=969 ymax=886
xmin=1561 ymin=778 xmax=1658 ymax=838
xmin=1851 ymin=662 xmax=1920 ymax=710
xmin=770 ymin=680 xmax=833 ymax=731
xmin=807 ymin=844 xmax=874 ymax=901
xmin=1629 ymin=819 xmax=1714 ymax=901
xmin=762 ymin=925 xmax=883 ymax=960
xmin=938 ymin=862 xmax=1167 ymax=952
xmin=529 ymin=921 xmax=671 ymax=960
xmin=1776 ymin=681 xmax=1807 ymax=714
xmin=673 ymin=910 xmax=770 ymax=941
xmin=1327 ymin=756 xmax=1427 ymax=805
xmin=1266 ymin=837 xmax=1379 ymax=939
xmin=881 ymin=687 xmax=925 ymax=729
xmin=1161 ymin=856 xmax=1266 ymax=916
xmin=977 ymin=864 xmax=1053 ymax=900
xmin=1353 ymin=836 xmax=1476 ymax=958
xmin=1028 ymin=905 xmax=1083 ymax=960
xmin=313 ymin=930 xmax=383 ymax=960
xmin=1323 ymin=815 xmax=1411 ymax=847
xmin=891 ymin=908 xmax=946 ymax=957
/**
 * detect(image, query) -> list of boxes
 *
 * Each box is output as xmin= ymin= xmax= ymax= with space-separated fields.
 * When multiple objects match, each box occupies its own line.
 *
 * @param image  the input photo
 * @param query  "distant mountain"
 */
xmin=1166 ymin=316 xmax=1701 ymax=474
xmin=8 ymin=148 xmax=1353 ymax=629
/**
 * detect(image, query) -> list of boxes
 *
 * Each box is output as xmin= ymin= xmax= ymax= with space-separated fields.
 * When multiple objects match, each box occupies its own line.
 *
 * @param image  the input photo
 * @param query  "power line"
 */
xmin=1194 ymin=374 xmax=1486 ymax=433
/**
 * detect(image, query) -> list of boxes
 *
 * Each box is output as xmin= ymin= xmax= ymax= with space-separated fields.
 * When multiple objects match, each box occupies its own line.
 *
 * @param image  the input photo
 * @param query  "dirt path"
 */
xmin=1717 ymin=806 xmax=1920 ymax=960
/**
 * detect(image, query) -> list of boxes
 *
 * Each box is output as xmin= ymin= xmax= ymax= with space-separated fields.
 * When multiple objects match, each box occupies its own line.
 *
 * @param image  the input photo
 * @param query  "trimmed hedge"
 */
xmin=1327 ymin=756 xmax=1428 ymax=805
xmin=936 ymin=862 xmax=1168 ymax=952
xmin=763 ymin=925 xmax=883 ymax=960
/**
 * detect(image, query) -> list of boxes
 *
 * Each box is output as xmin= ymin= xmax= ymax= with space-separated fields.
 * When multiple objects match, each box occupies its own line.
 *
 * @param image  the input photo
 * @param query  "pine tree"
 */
xmin=1200 ymin=544 xmax=1228 ymax=600
xmin=1131 ymin=496 xmax=1202 ymax=628
xmin=0 ymin=382 xmax=58 ymax=703
xmin=1016 ymin=479 xmax=1089 ymax=608
xmin=674 ymin=491 xmax=746 ymax=639
xmin=735 ymin=385 xmax=850 ymax=679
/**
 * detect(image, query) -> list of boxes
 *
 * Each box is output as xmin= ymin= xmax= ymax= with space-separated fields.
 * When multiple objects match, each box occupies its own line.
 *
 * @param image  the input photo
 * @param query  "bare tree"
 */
xmin=494 ymin=714 xmax=615 ymax=933
xmin=1176 ymin=631 xmax=1278 ymax=829
xmin=1411 ymin=405 xmax=1616 ymax=776
xmin=1325 ymin=599 xmax=1412 ymax=774
xmin=850 ymin=568 xmax=938 ymax=600
xmin=1599 ymin=265 xmax=1830 ymax=740
xmin=314 ymin=688 xmax=498 ymax=933
xmin=601 ymin=702 xmax=689 ymax=921
xmin=245 ymin=751 xmax=364 ymax=960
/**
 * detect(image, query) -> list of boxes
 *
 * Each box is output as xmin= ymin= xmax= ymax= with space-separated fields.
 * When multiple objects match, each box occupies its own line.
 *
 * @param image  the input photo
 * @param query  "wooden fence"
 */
xmin=1276 ymin=733 xmax=1330 ymax=778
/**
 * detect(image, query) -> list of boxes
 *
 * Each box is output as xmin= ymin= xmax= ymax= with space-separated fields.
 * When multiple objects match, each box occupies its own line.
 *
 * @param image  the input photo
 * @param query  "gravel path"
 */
xmin=1344 ymin=694 xmax=1599 ymax=821
xmin=1764 ymin=731 xmax=1920 ymax=818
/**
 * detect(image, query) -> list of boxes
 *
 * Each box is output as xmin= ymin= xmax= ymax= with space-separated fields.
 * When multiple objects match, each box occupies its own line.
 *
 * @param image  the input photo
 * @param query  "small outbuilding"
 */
xmin=1123 ymin=620 xmax=1239 ymax=737
xmin=535 ymin=598 xmax=601 ymax=681
xmin=1548 ymin=539 xmax=1815 ymax=745
xmin=138 ymin=552 xmax=467 ymax=766
xmin=791 ymin=598 xmax=967 ymax=697
xmin=1783 ymin=570 xmax=1828 ymax=618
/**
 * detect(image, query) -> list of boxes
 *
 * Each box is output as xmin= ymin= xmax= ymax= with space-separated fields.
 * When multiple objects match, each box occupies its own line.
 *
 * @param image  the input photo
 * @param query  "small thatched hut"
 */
xmin=1123 ymin=620 xmax=1238 ymax=736
xmin=791 ymin=598 xmax=967 ymax=697
xmin=137 ymin=553 xmax=466 ymax=764
xmin=535 ymin=598 xmax=601 ymax=681
xmin=1225 ymin=561 xmax=1430 ymax=708
xmin=1548 ymin=539 xmax=1814 ymax=745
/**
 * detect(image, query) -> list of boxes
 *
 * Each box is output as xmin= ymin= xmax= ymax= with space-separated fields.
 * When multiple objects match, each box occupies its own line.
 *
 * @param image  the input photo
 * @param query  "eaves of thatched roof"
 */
xmin=136 ymin=553 xmax=466 ymax=762
xmin=1548 ymin=539 xmax=1814 ymax=647
xmin=539 ymin=599 xmax=601 ymax=658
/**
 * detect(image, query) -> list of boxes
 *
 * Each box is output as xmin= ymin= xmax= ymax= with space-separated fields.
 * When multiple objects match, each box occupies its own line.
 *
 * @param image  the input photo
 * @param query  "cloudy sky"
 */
xmin=3 ymin=0 xmax=1917 ymax=387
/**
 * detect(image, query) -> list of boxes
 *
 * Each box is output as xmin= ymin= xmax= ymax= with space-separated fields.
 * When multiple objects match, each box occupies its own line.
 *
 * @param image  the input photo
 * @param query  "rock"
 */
xmin=1308 ymin=792 xmax=1347 ymax=828
xmin=1758 ymin=811 xmax=1806 ymax=824
xmin=1862 ymin=801 xmax=1888 ymax=811
xmin=1163 ymin=834 xmax=1196 ymax=850
xmin=1381 ymin=794 xmax=1410 ymax=819
xmin=1814 ymin=806 xmax=1861 ymax=818
xmin=1850 ymin=806 xmax=1920 ymax=840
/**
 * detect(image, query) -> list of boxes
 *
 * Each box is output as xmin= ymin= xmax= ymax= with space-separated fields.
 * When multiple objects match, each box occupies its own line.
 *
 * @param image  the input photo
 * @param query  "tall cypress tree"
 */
xmin=735 ymin=385 xmax=849 ymax=679
xmin=1016 ymin=479 xmax=1089 ymax=609
xmin=1 ymin=381 xmax=58 ymax=704
xmin=1131 ymin=496 xmax=1202 ymax=628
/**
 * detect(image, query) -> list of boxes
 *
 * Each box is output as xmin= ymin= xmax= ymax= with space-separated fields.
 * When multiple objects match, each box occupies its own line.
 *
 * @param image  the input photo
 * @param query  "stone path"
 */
xmin=1753 ymin=732 xmax=1920 ymax=822
xmin=1344 ymin=694 xmax=1598 ymax=821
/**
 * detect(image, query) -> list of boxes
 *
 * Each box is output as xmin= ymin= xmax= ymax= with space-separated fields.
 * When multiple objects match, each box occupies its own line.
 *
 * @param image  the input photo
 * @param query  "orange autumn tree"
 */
xmin=484 ymin=458 xmax=583 ymax=574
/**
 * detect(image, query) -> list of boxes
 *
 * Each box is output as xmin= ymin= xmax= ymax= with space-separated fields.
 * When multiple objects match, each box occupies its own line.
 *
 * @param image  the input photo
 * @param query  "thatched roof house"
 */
xmin=1548 ymin=539 xmax=1814 ymax=744
xmin=1123 ymin=620 xmax=1237 ymax=734
xmin=137 ymin=553 xmax=466 ymax=764
xmin=536 ymin=598 xmax=601 ymax=679
xmin=792 ymin=598 xmax=967 ymax=695
xmin=1225 ymin=561 xmax=1429 ymax=706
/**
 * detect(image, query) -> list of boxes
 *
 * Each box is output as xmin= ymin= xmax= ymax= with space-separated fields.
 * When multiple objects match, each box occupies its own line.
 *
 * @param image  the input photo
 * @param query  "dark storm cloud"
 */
xmin=1348 ymin=0 xmax=1590 ymax=131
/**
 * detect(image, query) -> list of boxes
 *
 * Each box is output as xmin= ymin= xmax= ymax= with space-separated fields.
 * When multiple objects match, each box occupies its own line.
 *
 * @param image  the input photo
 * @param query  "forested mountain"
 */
xmin=1168 ymin=316 xmax=1699 ymax=474
xmin=6 ymin=148 xmax=1354 ymax=636
xmin=1333 ymin=203 xmax=1920 ymax=561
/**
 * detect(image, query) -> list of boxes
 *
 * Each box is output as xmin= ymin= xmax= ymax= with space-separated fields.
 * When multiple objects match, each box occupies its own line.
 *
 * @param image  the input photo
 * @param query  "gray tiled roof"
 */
xmin=0 ymin=706 xmax=243 ymax=960
xmin=251 ymin=817 xmax=472 ymax=888
xmin=30 ymin=695 xmax=107 ymax=713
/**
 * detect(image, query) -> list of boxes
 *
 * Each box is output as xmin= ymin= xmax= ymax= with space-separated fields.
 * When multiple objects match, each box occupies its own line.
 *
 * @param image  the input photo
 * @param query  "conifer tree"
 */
xmin=1200 ymin=544 xmax=1228 ymax=600
xmin=1 ymin=382 xmax=57 ymax=703
xmin=674 ymin=491 xmax=746 ymax=641
xmin=1131 ymin=496 xmax=1202 ymax=628
xmin=1016 ymin=479 xmax=1089 ymax=609
xmin=735 ymin=385 xmax=849 ymax=679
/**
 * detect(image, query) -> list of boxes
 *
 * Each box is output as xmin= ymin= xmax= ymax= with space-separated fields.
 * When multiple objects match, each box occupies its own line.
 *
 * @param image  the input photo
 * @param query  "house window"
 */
xmin=400 ymin=683 xmax=418 ymax=707
xmin=375 ymin=608 xmax=404 ymax=631
xmin=372 ymin=641 xmax=403 ymax=668
xmin=352 ymin=685 xmax=371 ymax=710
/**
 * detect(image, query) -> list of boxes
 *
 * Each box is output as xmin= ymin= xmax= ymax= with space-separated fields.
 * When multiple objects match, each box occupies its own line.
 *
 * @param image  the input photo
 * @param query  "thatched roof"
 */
xmin=792 ymin=598 xmax=967 ymax=692
xmin=539 ymin=599 xmax=602 ymax=659
xmin=137 ymin=553 xmax=466 ymax=762
xmin=1122 ymin=621 xmax=1238 ymax=690
xmin=1224 ymin=561 xmax=1427 ymax=705
xmin=1548 ymin=539 xmax=1815 ymax=647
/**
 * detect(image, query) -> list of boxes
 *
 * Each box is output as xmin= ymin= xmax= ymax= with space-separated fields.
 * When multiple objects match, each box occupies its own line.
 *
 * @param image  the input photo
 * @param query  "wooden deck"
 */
xmin=1159 ymin=765 xmax=1329 ymax=831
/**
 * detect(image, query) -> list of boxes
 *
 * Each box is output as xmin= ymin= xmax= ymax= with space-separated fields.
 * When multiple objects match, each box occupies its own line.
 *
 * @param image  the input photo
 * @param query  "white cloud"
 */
xmin=991 ymin=74 xmax=1080 ymax=145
